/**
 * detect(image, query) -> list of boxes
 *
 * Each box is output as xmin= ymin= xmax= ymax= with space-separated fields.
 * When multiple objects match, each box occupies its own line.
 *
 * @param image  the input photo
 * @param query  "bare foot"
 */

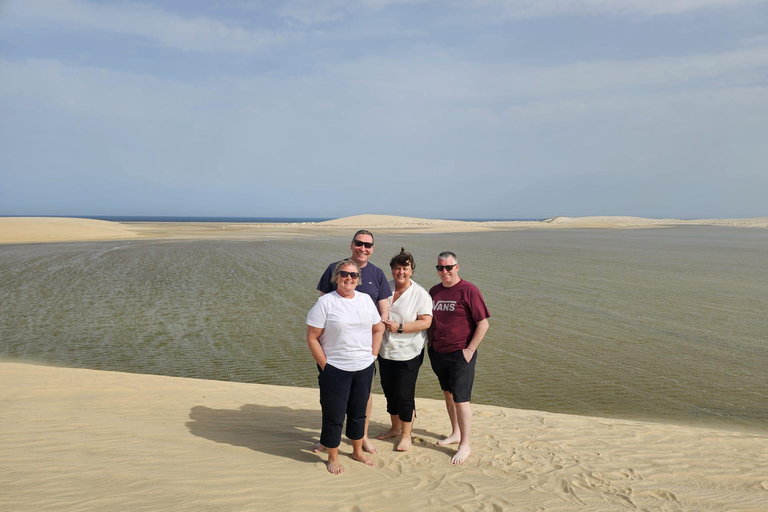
xmin=351 ymin=452 xmax=376 ymax=467
xmin=450 ymin=445 xmax=471 ymax=465
xmin=395 ymin=435 xmax=412 ymax=451
xmin=437 ymin=433 xmax=461 ymax=446
xmin=377 ymin=427 xmax=401 ymax=440
xmin=311 ymin=442 xmax=326 ymax=453
xmin=362 ymin=438 xmax=378 ymax=454
xmin=326 ymin=459 xmax=344 ymax=474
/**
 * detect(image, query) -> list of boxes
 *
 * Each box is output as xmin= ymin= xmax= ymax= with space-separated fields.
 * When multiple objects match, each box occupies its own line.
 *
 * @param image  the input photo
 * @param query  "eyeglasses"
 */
xmin=436 ymin=264 xmax=457 ymax=272
xmin=353 ymin=240 xmax=374 ymax=249
xmin=339 ymin=270 xmax=360 ymax=279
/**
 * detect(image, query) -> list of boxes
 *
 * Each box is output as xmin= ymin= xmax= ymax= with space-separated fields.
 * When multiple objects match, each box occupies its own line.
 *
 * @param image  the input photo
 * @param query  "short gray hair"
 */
xmin=332 ymin=259 xmax=362 ymax=286
xmin=437 ymin=251 xmax=458 ymax=263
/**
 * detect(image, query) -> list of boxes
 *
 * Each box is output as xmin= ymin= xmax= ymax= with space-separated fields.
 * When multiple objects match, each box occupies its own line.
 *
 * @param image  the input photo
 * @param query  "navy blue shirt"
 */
xmin=317 ymin=261 xmax=392 ymax=304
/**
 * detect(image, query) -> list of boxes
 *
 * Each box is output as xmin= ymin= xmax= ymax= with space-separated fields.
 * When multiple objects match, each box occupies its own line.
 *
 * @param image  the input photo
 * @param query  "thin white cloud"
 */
xmin=272 ymin=0 xmax=767 ymax=25
xmin=274 ymin=0 xmax=432 ymax=24
xmin=1 ymin=0 xmax=300 ymax=52
xmin=3 ymin=40 xmax=765 ymax=125
xmin=324 ymin=45 xmax=768 ymax=105
xmin=478 ymin=0 xmax=768 ymax=17
xmin=0 ymin=58 xmax=207 ymax=121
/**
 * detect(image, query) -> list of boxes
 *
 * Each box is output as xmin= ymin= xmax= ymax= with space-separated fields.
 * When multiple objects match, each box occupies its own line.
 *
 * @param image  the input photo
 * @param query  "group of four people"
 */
xmin=306 ymin=230 xmax=490 ymax=474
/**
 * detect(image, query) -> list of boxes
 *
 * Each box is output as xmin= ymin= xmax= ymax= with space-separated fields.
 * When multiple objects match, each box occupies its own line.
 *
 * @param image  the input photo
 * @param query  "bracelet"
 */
xmin=397 ymin=323 xmax=403 ymax=334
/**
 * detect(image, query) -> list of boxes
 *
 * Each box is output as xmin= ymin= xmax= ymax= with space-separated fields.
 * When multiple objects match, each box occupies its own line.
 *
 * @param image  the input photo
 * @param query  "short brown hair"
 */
xmin=390 ymin=247 xmax=415 ymax=270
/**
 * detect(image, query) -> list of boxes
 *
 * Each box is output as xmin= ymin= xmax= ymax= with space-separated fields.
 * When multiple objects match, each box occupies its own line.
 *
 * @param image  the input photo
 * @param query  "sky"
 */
xmin=1 ymin=0 xmax=767 ymax=220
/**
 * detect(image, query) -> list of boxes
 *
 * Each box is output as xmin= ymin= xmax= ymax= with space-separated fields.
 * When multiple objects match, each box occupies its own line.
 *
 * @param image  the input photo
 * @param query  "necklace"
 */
xmin=392 ymin=281 xmax=410 ymax=303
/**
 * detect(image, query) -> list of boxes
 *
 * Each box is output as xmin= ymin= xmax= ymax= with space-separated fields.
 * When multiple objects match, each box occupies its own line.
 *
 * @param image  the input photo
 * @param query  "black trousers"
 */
xmin=318 ymin=362 xmax=375 ymax=449
xmin=378 ymin=350 xmax=424 ymax=423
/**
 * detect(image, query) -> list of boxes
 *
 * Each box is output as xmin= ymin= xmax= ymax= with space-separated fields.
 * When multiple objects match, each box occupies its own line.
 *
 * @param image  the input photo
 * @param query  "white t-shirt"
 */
xmin=379 ymin=279 xmax=433 ymax=361
xmin=306 ymin=290 xmax=381 ymax=371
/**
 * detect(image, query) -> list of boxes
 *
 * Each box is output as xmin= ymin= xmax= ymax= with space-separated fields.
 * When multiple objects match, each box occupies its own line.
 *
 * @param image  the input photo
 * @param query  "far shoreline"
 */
xmin=1 ymin=214 xmax=767 ymax=245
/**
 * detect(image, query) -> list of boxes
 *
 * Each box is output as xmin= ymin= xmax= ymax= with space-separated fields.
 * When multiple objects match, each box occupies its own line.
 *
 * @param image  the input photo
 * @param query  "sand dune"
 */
xmin=2 ymin=362 xmax=766 ymax=512
xmin=0 ymin=217 xmax=142 ymax=244
xmin=319 ymin=214 xmax=471 ymax=228
xmin=1 ymin=215 xmax=767 ymax=244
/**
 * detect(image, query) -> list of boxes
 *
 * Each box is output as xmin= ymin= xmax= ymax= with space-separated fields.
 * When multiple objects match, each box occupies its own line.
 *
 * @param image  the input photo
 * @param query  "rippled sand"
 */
xmin=2 ymin=362 xmax=767 ymax=512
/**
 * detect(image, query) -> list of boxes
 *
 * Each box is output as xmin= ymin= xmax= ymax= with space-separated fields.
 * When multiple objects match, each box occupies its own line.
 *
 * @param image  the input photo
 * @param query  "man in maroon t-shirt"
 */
xmin=427 ymin=251 xmax=490 ymax=465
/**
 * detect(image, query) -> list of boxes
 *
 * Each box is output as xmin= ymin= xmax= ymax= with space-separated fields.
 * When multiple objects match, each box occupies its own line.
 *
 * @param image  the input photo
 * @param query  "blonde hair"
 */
xmin=332 ymin=259 xmax=362 ymax=286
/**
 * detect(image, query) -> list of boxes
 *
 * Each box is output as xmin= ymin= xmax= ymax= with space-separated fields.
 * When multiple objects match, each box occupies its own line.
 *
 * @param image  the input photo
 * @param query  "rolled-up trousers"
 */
xmin=378 ymin=350 xmax=424 ymax=423
xmin=318 ymin=362 xmax=375 ymax=449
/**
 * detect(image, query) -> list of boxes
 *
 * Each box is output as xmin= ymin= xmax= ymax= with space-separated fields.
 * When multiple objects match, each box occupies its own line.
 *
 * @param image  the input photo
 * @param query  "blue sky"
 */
xmin=1 ymin=0 xmax=766 ymax=219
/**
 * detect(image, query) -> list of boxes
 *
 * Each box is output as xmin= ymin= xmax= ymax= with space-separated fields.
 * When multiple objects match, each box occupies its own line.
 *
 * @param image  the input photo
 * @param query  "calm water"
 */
xmin=1 ymin=228 xmax=766 ymax=432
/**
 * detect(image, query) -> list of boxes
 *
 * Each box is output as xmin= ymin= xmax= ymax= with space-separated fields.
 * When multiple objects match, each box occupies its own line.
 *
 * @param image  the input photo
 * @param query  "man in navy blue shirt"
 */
xmin=316 ymin=229 xmax=392 ymax=312
xmin=313 ymin=229 xmax=392 ymax=454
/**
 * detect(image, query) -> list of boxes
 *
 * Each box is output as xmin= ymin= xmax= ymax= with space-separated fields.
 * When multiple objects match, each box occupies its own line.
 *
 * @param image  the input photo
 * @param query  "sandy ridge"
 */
xmin=1 ymin=214 xmax=767 ymax=244
xmin=1 ymin=362 xmax=766 ymax=512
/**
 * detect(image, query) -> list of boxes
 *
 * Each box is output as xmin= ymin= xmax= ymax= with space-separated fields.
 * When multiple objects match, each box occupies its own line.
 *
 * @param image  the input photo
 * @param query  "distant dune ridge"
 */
xmin=1 ymin=214 xmax=766 ymax=244
xmin=2 ymin=362 xmax=767 ymax=512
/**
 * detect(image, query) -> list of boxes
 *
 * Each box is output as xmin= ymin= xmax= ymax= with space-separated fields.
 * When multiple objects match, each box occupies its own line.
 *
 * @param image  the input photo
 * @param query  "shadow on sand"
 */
xmin=187 ymin=404 xmax=454 ymax=462
xmin=186 ymin=404 xmax=323 ymax=464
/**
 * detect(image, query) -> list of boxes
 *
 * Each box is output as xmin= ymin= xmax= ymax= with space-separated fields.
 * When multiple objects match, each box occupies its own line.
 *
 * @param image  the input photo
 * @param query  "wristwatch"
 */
xmin=397 ymin=323 xmax=403 ymax=334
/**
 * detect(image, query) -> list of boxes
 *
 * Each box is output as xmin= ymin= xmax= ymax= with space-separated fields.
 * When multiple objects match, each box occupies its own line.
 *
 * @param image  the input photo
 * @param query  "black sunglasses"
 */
xmin=436 ymin=264 xmax=457 ymax=272
xmin=353 ymin=240 xmax=374 ymax=249
xmin=339 ymin=270 xmax=360 ymax=279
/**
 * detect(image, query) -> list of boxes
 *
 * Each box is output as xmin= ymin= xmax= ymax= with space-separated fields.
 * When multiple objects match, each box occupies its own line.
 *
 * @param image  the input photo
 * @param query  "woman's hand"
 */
xmin=382 ymin=319 xmax=400 ymax=333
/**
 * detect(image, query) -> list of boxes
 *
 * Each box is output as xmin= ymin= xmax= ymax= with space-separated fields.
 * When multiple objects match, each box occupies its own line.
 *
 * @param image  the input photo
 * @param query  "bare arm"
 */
xmin=383 ymin=314 xmax=432 ymax=334
xmin=306 ymin=325 xmax=327 ymax=370
xmin=377 ymin=298 xmax=389 ymax=323
xmin=371 ymin=322 xmax=384 ymax=358
xmin=463 ymin=318 xmax=489 ymax=361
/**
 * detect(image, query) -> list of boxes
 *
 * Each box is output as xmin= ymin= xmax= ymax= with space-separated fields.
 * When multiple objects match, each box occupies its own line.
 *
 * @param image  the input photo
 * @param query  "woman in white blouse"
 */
xmin=377 ymin=248 xmax=433 ymax=451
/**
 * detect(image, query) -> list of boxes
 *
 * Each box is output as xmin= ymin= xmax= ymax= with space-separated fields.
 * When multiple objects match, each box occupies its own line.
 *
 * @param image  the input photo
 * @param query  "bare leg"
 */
xmin=396 ymin=411 xmax=414 ymax=451
xmin=451 ymin=401 xmax=472 ymax=464
xmin=378 ymin=414 xmax=402 ymax=439
xmin=361 ymin=392 xmax=377 ymax=453
xmin=311 ymin=442 xmax=326 ymax=452
xmin=351 ymin=438 xmax=375 ymax=467
xmin=326 ymin=447 xmax=344 ymax=474
xmin=437 ymin=390 xmax=461 ymax=446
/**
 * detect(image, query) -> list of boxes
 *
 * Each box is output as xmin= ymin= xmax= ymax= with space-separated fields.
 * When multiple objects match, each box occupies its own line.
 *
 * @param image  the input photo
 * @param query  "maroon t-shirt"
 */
xmin=428 ymin=279 xmax=490 ymax=354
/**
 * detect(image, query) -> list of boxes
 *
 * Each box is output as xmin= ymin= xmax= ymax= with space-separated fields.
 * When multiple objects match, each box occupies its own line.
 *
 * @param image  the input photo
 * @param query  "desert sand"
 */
xmin=1 ymin=214 xmax=767 ymax=244
xmin=1 ymin=362 xmax=766 ymax=512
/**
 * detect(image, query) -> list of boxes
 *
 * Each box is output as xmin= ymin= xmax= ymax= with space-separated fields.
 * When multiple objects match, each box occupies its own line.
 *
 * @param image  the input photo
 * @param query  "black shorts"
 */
xmin=428 ymin=346 xmax=477 ymax=403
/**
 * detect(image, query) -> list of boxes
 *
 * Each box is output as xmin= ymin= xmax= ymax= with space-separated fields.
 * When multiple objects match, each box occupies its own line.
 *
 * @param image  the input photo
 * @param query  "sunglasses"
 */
xmin=353 ymin=240 xmax=374 ymax=249
xmin=339 ymin=270 xmax=360 ymax=279
xmin=436 ymin=264 xmax=457 ymax=272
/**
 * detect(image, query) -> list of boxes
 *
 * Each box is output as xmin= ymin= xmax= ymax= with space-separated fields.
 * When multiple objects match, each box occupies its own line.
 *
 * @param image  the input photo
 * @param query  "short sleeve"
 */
xmin=306 ymin=297 xmax=329 ymax=328
xmin=316 ymin=263 xmax=336 ymax=294
xmin=376 ymin=269 xmax=392 ymax=301
xmin=468 ymin=286 xmax=490 ymax=323
xmin=417 ymin=288 xmax=433 ymax=316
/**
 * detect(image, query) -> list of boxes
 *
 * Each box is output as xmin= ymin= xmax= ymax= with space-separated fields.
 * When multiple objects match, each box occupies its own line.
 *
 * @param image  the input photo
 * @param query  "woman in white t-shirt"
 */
xmin=376 ymin=248 xmax=433 ymax=451
xmin=306 ymin=259 xmax=384 ymax=474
